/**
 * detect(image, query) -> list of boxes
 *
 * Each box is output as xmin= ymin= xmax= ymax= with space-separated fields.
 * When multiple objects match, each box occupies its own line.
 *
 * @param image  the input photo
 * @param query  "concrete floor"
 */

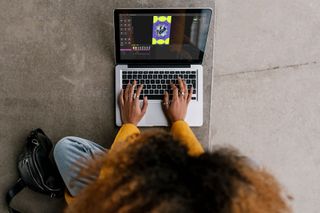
xmin=211 ymin=0 xmax=320 ymax=212
xmin=0 ymin=0 xmax=319 ymax=212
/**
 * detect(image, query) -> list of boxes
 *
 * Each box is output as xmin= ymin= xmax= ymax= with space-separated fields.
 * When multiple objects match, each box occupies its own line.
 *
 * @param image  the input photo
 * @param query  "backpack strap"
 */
xmin=6 ymin=178 xmax=25 ymax=213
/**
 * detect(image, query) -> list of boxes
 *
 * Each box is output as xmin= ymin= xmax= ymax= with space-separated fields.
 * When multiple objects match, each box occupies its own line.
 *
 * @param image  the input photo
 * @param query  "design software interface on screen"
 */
xmin=119 ymin=12 xmax=211 ymax=61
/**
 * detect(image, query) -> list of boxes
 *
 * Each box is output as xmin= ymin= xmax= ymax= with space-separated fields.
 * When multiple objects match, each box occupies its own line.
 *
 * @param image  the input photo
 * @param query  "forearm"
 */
xmin=110 ymin=123 xmax=140 ymax=152
xmin=170 ymin=120 xmax=204 ymax=156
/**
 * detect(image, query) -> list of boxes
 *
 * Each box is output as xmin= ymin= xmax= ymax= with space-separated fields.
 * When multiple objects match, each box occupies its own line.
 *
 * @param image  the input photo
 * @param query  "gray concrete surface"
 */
xmin=210 ymin=0 xmax=320 ymax=212
xmin=0 ymin=0 xmax=214 ymax=212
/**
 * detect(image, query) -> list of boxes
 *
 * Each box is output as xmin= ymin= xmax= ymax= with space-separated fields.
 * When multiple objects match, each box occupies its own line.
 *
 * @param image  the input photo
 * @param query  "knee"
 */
xmin=53 ymin=136 xmax=77 ymax=162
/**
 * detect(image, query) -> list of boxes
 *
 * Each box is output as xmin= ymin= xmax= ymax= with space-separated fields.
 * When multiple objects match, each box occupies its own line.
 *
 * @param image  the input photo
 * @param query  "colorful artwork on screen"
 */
xmin=152 ymin=16 xmax=172 ymax=45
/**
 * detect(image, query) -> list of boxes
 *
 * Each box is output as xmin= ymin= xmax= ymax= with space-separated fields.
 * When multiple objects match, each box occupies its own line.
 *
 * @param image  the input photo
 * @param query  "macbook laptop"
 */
xmin=114 ymin=8 xmax=212 ymax=126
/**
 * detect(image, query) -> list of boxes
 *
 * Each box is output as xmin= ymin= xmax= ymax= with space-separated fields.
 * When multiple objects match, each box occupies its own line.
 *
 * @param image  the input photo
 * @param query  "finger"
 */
xmin=171 ymin=83 xmax=178 ymax=100
xmin=141 ymin=96 xmax=148 ymax=114
xmin=187 ymin=86 xmax=193 ymax=104
xmin=129 ymin=80 xmax=137 ymax=101
xmin=119 ymin=89 xmax=124 ymax=107
xmin=124 ymin=82 xmax=131 ymax=101
xmin=178 ymin=77 xmax=184 ymax=92
xmin=181 ymin=79 xmax=188 ymax=100
xmin=183 ymin=80 xmax=188 ymax=93
xmin=135 ymin=84 xmax=143 ymax=101
xmin=162 ymin=91 xmax=169 ymax=110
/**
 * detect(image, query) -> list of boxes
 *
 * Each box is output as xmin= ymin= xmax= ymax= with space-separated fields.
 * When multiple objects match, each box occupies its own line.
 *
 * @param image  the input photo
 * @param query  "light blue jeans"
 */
xmin=53 ymin=136 xmax=107 ymax=196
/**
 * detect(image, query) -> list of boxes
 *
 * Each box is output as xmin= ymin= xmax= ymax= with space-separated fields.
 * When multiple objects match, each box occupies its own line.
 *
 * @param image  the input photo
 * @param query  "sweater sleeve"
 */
xmin=170 ymin=120 xmax=204 ymax=156
xmin=110 ymin=123 xmax=140 ymax=151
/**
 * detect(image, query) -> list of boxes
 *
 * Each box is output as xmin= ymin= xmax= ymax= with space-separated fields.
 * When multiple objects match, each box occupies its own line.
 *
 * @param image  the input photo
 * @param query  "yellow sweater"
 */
xmin=65 ymin=120 xmax=204 ymax=204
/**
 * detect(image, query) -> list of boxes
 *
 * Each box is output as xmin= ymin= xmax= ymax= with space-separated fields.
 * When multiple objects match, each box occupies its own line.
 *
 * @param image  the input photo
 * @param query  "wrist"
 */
xmin=122 ymin=121 xmax=138 ymax=126
xmin=171 ymin=119 xmax=184 ymax=124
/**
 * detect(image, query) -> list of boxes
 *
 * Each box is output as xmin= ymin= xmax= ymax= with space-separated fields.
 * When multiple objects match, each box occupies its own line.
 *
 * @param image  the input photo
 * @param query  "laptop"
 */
xmin=114 ymin=8 xmax=212 ymax=126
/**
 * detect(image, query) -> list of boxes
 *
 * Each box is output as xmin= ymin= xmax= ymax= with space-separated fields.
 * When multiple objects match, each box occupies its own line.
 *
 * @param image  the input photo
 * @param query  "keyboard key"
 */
xmin=128 ymin=75 xmax=132 ymax=79
xmin=146 ymin=80 xmax=150 ymax=84
xmin=151 ymin=80 xmax=155 ymax=84
xmin=192 ymin=80 xmax=196 ymax=88
xmin=157 ymin=85 xmax=161 ymax=89
xmin=156 ymin=80 xmax=160 ymax=84
xmin=143 ymin=75 xmax=147 ymax=78
xmin=152 ymin=85 xmax=156 ymax=89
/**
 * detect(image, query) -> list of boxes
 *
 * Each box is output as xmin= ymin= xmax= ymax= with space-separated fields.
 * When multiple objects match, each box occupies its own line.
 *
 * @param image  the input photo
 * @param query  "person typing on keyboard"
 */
xmin=119 ymin=77 xmax=194 ymax=126
xmin=54 ymin=77 xmax=290 ymax=213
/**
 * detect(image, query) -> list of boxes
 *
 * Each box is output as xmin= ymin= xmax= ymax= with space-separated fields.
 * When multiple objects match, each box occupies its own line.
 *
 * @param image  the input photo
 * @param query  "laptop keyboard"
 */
xmin=122 ymin=70 xmax=197 ymax=100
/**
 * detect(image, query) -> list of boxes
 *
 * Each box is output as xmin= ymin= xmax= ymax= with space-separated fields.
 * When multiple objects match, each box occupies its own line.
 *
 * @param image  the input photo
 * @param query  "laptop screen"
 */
xmin=114 ymin=9 xmax=212 ymax=64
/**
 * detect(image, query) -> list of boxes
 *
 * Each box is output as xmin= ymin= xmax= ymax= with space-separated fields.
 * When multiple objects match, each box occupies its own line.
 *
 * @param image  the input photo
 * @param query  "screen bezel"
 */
xmin=114 ymin=8 xmax=212 ymax=65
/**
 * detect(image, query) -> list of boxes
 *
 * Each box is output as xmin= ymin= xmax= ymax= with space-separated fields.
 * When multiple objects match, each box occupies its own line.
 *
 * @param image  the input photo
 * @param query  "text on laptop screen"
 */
xmin=117 ymin=12 xmax=211 ymax=61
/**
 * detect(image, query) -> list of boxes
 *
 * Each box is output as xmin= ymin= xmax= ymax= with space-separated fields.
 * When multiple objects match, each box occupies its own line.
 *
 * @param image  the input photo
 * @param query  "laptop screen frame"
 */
xmin=114 ymin=8 xmax=212 ymax=65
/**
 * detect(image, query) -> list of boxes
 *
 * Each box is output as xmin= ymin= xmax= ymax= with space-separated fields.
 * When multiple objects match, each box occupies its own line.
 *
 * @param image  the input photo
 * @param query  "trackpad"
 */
xmin=138 ymin=102 xmax=168 ymax=126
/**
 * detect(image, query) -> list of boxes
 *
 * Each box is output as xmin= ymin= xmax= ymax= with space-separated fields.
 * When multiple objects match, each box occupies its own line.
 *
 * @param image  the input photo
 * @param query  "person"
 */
xmin=54 ymin=78 xmax=291 ymax=213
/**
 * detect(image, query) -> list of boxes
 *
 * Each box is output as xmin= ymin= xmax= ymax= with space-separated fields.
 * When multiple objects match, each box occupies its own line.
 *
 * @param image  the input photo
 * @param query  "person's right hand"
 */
xmin=162 ymin=77 xmax=193 ymax=124
xmin=119 ymin=80 xmax=148 ymax=126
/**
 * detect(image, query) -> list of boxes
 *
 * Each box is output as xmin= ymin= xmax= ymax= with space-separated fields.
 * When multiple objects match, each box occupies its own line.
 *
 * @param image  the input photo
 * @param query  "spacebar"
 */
xmin=145 ymin=95 xmax=163 ymax=100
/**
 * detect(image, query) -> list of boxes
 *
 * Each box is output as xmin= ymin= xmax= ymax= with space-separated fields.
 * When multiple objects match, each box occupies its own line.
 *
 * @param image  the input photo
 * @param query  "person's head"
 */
xmin=66 ymin=130 xmax=291 ymax=213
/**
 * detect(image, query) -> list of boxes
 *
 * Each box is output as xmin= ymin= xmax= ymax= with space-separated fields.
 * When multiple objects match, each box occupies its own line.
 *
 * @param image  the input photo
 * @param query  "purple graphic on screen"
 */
xmin=153 ymin=23 xmax=170 ymax=39
xmin=152 ymin=16 xmax=171 ymax=45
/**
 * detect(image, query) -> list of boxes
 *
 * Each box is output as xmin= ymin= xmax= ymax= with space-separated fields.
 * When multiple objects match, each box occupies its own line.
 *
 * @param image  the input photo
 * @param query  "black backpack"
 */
xmin=6 ymin=128 xmax=65 ymax=213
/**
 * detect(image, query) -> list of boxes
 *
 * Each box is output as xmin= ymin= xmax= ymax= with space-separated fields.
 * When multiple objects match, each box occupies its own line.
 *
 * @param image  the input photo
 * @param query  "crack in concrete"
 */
xmin=215 ymin=61 xmax=319 ymax=78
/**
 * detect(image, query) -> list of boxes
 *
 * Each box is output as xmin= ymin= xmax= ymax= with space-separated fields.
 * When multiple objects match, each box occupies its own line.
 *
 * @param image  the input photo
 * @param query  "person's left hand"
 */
xmin=119 ymin=80 xmax=148 ymax=125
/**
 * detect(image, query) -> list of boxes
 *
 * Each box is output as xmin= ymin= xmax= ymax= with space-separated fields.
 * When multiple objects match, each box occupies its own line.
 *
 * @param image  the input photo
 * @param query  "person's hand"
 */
xmin=162 ymin=77 xmax=192 ymax=124
xmin=119 ymin=80 xmax=148 ymax=125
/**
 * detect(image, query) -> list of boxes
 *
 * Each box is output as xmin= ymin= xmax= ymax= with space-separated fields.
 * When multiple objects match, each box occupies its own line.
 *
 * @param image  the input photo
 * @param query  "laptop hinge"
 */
xmin=127 ymin=64 xmax=191 ymax=68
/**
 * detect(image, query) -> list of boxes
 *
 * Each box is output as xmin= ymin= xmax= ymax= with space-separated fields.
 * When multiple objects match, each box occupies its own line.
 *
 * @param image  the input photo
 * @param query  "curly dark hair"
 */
xmin=66 ymin=130 xmax=290 ymax=213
